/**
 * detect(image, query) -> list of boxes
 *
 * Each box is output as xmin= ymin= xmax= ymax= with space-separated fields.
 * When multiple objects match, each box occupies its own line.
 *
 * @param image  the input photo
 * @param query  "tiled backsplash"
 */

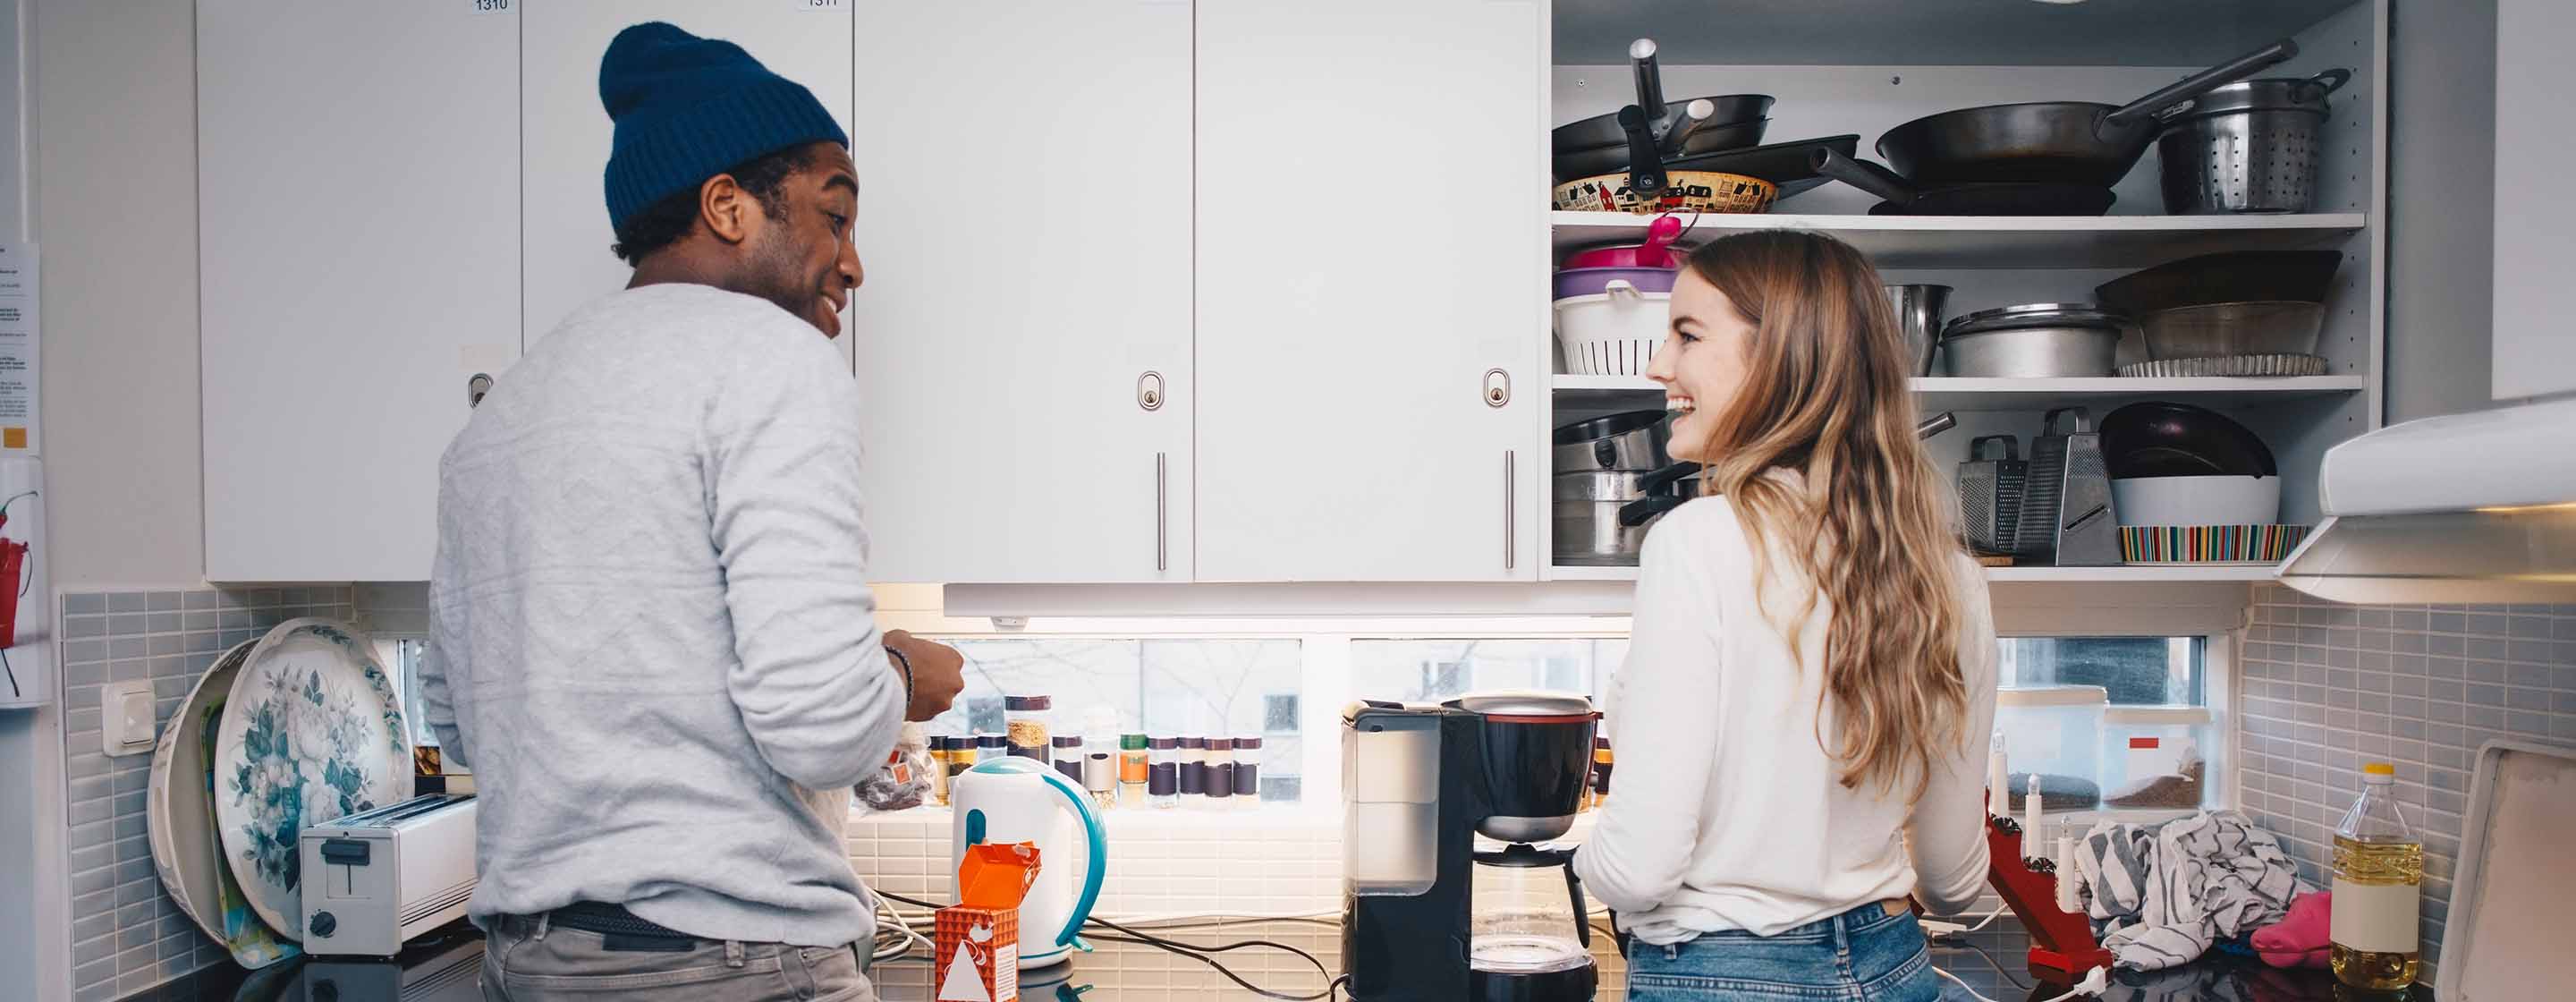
xmin=56 ymin=587 xmax=356 ymax=1002
xmin=2234 ymin=583 xmax=2576 ymax=978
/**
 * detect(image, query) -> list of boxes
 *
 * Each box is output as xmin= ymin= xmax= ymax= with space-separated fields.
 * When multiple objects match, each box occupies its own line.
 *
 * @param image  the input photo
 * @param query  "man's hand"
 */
xmin=886 ymin=630 xmax=965 ymax=722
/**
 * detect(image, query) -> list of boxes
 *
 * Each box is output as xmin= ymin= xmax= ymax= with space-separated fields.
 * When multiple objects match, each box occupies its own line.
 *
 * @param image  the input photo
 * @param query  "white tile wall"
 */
xmin=55 ymin=587 xmax=357 ymax=1002
xmin=2234 ymin=582 xmax=2576 ymax=979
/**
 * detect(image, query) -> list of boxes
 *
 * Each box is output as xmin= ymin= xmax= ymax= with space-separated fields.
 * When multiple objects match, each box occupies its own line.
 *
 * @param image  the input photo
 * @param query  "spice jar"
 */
xmin=1233 ymin=735 xmax=1263 ymax=803
xmin=1179 ymin=736 xmax=1207 ymax=797
xmin=1084 ymin=752 xmax=1116 ymax=808
xmin=1053 ymin=735 xmax=1085 ymax=784
xmin=1004 ymin=695 xmax=1054 ymax=760
xmin=975 ymin=733 xmax=1006 ymax=765
xmin=1204 ymin=738 xmax=1234 ymax=803
xmin=1118 ymin=735 xmax=1150 ymax=808
xmin=1148 ymin=736 xmax=1179 ymax=808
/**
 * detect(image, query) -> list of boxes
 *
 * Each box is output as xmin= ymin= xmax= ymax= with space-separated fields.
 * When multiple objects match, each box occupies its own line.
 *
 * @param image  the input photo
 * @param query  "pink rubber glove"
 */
xmin=2251 ymin=890 xmax=2334 ymax=969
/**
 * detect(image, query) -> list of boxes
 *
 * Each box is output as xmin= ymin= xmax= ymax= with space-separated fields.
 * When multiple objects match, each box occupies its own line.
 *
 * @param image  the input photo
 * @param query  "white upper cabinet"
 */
xmin=2494 ymin=0 xmax=2576 ymax=400
xmin=1192 ymin=0 xmax=1548 ymax=582
xmin=198 ymin=0 xmax=519 ymax=582
xmin=848 ymin=1 xmax=1195 ymax=583
xmin=521 ymin=0 xmax=855 ymax=369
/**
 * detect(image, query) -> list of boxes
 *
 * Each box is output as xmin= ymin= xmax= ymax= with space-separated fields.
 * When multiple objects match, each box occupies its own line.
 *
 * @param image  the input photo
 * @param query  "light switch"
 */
xmin=102 ymin=680 xmax=157 ymax=756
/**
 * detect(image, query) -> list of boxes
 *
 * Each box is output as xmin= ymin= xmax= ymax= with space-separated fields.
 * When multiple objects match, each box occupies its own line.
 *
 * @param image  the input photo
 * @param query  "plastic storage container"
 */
xmin=2098 ymin=706 xmax=2214 ymax=810
xmin=1994 ymin=685 xmax=2108 ymax=812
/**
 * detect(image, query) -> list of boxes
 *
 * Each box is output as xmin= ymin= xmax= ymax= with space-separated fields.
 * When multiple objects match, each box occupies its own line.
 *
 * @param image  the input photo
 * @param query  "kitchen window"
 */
xmin=927 ymin=637 xmax=1308 ymax=802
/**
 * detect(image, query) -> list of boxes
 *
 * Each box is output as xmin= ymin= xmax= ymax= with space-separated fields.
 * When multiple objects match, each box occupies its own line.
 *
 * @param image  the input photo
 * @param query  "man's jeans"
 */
xmin=479 ymin=913 xmax=878 ymax=1001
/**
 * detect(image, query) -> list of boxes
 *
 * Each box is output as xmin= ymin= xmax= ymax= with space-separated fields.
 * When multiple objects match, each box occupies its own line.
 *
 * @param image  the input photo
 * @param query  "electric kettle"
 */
xmin=949 ymin=756 xmax=1107 ymax=969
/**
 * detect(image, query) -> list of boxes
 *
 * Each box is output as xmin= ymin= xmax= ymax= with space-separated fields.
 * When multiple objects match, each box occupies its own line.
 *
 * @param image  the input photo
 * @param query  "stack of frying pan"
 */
xmin=1808 ymin=38 xmax=2303 ymax=216
xmin=1549 ymin=38 xmax=1859 ymax=212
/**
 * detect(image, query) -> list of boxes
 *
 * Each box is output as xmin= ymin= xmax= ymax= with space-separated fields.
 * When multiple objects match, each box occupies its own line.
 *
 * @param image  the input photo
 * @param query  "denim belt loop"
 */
xmin=1663 ymin=943 xmax=1681 ymax=961
xmin=533 ymin=913 xmax=551 ymax=941
xmin=725 ymin=939 xmax=747 ymax=968
xmin=1832 ymin=910 xmax=1852 ymax=955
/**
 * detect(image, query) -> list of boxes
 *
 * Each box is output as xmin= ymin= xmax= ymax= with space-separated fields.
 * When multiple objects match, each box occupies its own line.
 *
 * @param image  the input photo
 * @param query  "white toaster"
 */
xmin=299 ymin=794 xmax=479 ymax=956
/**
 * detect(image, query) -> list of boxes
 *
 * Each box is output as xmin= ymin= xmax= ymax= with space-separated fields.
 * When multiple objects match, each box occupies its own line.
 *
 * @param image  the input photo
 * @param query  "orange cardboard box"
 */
xmin=935 ymin=843 xmax=1043 ymax=1002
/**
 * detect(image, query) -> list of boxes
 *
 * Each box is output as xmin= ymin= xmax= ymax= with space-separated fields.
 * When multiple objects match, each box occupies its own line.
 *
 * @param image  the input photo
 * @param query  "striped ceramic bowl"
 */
xmin=2118 ymin=524 xmax=2312 ymax=565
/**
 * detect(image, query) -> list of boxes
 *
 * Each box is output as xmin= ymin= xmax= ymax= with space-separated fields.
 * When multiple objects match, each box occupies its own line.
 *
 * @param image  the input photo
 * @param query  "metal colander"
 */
xmin=2157 ymin=69 xmax=2351 ymax=214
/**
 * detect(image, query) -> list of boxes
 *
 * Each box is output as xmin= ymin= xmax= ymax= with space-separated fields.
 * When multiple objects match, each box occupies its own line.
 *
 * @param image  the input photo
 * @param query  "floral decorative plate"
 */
xmin=214 ymin=618 xmax=411 ymax=940
xmin=148 ymin=639 xmax=298 ymax=967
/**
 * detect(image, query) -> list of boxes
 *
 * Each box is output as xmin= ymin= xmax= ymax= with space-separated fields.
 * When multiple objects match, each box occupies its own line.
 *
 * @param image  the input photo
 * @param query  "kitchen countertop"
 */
xmin=120 ymin=919 xmax=2431 ymax=1001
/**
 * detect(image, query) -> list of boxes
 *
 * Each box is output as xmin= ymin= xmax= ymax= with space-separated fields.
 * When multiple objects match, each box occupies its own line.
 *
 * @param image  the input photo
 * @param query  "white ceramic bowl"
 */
xmin=2111 ymin=474 xmax=2281 ymax=527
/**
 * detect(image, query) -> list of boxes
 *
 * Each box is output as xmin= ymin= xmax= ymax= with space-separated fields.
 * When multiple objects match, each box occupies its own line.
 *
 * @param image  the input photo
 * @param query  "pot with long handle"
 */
xmin=1620 ymin=106 xmax=1664 ymax=200
xmin=1615 ymin=412 xmax=1957 ymax=528
xmin=1875 ymin=38 xmax=2298 ymax=188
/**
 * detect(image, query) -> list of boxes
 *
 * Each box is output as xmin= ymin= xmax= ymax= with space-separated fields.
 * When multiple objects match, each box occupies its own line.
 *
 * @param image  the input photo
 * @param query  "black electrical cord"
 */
xmin=877 ymin=891 xmax=1342 ymax=1000
xmin=1 ymin=647 xmax=16 ymax=700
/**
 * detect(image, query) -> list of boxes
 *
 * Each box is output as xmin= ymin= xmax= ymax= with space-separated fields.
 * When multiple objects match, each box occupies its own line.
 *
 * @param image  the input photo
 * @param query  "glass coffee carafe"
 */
xmin=1469 ymin=842 xmax=1598 ymax=1002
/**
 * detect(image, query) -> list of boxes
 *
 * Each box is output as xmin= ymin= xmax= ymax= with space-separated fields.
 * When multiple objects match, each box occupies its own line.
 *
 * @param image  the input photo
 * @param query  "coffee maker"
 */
xmin=1342 ymin=692 xmax=1600 ymax=1001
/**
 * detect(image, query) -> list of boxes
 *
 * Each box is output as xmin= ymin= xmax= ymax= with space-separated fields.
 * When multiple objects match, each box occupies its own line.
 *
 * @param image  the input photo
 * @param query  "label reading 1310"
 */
xmin=469 ymin=0 xmax=511 ymax=14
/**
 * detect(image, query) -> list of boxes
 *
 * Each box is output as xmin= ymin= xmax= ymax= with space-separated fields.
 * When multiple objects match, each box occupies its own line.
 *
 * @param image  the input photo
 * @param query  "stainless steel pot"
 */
xmin=2157 ymin=70 xmax=2351 ymax=214
xmin=1942 ymin=303 xmax=2127 ymax=378
xmin=1885 ymin=284 xmax=1953 ymax=377
xmin=1554 ymin=470 xmax=1678 ymax=565
xmin=1552 ymin=410 xmax=1672 ymax=473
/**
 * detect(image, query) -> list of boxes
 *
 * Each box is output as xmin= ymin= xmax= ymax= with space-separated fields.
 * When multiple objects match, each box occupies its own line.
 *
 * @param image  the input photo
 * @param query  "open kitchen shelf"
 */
xmin=1545 ymin=564 xmax=2282 ymax=584
xmin=1547 ymin=211 xmax=2368 ymax=269
xmin=1553 ymin=375 xmax=2368 ymax=413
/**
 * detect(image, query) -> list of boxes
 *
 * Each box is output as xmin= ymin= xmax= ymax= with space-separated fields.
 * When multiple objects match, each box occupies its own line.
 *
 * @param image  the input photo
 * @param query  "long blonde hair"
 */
xmin=1680 ymin=230 xmax=1969 ymax=801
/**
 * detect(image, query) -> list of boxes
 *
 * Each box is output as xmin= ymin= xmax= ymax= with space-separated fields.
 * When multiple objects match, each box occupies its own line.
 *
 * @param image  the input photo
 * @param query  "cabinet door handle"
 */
xmin=1504 ymin=449 xmax=1517 ymax=571
xmin=467 ymin=373 xmax=493 ymax=408
xmin=1156 ymin=452 xmax=1168 ymax=573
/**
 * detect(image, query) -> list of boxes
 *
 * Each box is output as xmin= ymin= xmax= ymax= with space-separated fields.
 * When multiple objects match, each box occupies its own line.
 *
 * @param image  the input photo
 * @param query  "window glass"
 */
xmin=1999 ymin=637 xmax=2203 ymax=706
xmin=1347 ymin=638 xmax=1628 ymax=705
xmin=928 ymin=637 xmax=1306 ymax=802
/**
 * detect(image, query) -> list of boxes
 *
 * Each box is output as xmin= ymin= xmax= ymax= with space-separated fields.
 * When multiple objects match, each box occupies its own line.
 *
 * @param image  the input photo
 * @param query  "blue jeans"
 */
xmin=1623 ymin=901 xmax=1940 ymax=1001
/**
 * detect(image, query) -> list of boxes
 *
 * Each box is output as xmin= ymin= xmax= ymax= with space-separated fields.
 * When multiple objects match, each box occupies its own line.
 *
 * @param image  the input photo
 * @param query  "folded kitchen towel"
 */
xmin=2250 ymin=890 xmax=2334 ymax=969
xmin=2074 ymin=810 xmax=2307 ymax=971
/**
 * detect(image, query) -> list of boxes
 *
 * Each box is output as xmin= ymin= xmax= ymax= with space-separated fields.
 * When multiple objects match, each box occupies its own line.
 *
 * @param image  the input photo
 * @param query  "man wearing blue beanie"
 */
xmin=421 ymin=22 xmax=963 ymax=1000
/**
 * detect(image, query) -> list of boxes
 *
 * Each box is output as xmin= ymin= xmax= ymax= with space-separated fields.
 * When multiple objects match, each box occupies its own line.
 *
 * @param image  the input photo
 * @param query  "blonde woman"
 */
xmin=1572 ymin=231 xmax=1998 ymax=1002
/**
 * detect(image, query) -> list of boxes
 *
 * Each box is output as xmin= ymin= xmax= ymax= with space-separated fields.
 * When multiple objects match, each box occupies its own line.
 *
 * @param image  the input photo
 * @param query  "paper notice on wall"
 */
xmin=0 ymin=244 xmax=37 ymax=455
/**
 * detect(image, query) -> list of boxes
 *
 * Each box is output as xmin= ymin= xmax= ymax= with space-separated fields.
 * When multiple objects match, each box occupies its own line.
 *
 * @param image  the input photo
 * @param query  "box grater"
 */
xmin=2017 ymin=407 xmax=2124 ymax=566
xmin=1957 ymin=435 xmax=2026 ymax=556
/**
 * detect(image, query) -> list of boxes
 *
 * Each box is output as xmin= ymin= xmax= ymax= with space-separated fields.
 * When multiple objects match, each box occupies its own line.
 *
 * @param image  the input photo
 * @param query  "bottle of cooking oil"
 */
xmin=2330 ymin=762 xmax=2422 ymax=990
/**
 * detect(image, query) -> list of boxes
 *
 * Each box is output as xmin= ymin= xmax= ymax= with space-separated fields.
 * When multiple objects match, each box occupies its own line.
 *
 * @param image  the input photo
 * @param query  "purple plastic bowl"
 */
xmin=1554 ymin=266 xmax=1679 ymax=301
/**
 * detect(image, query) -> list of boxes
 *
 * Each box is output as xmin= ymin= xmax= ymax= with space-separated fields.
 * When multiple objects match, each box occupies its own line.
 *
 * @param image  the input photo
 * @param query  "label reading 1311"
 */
xmin=468 ymin=0 xmax=511 ymax=14
xmin=790 ymin=0 xmax=846 ymax=11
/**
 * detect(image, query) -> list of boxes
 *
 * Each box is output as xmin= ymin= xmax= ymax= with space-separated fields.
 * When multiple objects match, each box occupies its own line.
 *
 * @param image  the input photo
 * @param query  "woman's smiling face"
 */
xmin=1647 ymin=267 xmax=1757 ymax=463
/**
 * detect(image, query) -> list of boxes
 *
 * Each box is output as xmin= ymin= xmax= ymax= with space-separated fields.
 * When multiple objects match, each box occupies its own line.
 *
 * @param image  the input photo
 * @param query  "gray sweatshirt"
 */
xmin=420 ymin=284 xmax=900 ymax=947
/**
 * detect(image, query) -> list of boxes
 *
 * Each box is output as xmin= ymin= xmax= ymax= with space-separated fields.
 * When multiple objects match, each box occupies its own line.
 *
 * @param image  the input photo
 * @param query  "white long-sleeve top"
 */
xmin=1572 ymin=490 xmax=1999 ymax=944
xmin=420 ymin=284 xmax=901 ymax=947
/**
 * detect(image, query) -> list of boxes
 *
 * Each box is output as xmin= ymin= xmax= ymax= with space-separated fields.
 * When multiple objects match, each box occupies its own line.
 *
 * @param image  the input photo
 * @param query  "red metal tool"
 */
xmin=1985 ymin=813 xmax=2113 ymax=977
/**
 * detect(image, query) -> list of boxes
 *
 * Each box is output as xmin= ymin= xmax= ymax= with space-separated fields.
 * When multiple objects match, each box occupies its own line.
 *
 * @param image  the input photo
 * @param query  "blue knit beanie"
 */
xmin=597 ymin=22 xmax=850 ymax=234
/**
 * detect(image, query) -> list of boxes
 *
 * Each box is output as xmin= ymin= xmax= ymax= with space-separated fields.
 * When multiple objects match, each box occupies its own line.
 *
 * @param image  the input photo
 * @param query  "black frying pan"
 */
xmin=1661 ymin=134 xmax=1860 ymax=200
xmin=1551 ymin=38 xmax=1774 ymax=151
xmin=1875 ymin=38 xmax=2298 ymax=188
xmin=1812 ymin=149 xmax=2114 ymax=216
xmin=1553 ymin=118 xmax=1771 ymax=181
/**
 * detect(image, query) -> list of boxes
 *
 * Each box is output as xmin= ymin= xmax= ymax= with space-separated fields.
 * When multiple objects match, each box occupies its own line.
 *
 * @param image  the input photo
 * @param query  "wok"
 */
xmin=1811 ymin=149 xmax=2114 ymax=217
xmin=1876 ymin=38 xmax=2298 ymax=188
xmin=2095 ymin=250 xmax=2343 ymax=314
